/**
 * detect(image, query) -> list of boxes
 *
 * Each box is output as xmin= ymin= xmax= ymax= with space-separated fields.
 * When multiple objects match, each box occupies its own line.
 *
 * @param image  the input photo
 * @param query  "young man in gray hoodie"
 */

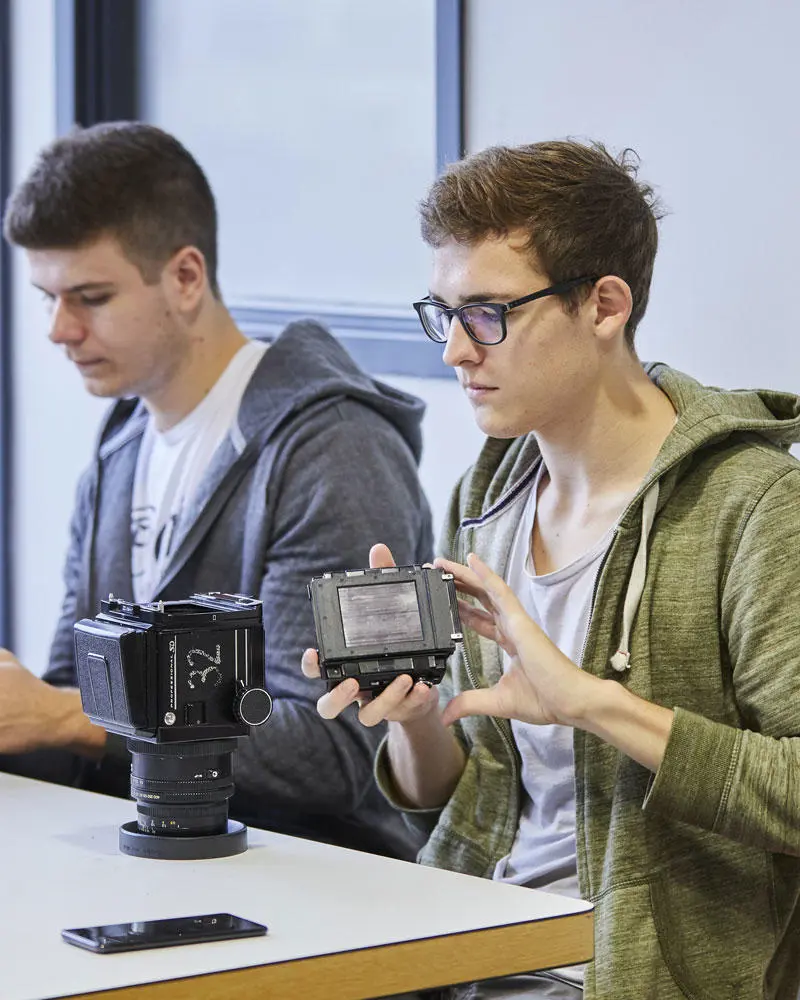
xmin=307 ymin=141 xmax=800 ymax=997
xmin=0 ymin=121 xmax=432 ymax=859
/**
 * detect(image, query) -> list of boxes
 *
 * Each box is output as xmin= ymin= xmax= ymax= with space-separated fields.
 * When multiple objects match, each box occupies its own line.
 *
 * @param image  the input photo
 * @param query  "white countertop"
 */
xmin=0 ymin=773 xmax=592 ymax=1000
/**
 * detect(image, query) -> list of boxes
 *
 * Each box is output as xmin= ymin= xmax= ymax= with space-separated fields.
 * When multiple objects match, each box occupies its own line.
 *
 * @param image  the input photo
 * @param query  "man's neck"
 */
xmin=146 ymin=303 xmax=249 ymax=431
xmin=537 ymin=360 xmax=675 ymax=503
xmin=531 ymin=359 xmax=676 ymax=575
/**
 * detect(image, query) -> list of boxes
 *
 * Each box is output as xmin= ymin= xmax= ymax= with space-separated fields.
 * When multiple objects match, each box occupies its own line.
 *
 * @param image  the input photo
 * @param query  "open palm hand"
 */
xmin=436 ymin=553 xmax=590 ymax=728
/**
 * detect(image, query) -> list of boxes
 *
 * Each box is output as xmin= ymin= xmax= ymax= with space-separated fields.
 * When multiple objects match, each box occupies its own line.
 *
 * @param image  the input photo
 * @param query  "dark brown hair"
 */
xmin=3 ymin=121 xmax=220 ymax=297
xmin=419 ymin=140 xmax=663 ymax=345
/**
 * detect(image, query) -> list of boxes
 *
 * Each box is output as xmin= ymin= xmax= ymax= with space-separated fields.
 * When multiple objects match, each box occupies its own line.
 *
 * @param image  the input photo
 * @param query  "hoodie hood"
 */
xmin=456 ymin=363 xmax=800 ymax=675
xmin=463 ymin=363 xmax=800 ymax=526
xmin=644 ymin=362 xmax=800 ymax=481
xmin=97 ymin=320 xmax=426 ymax=463
xmin=235 ymin=321 xmax=426 ymax=463
xmin=612 ymin=364 xmax=800 ymax=674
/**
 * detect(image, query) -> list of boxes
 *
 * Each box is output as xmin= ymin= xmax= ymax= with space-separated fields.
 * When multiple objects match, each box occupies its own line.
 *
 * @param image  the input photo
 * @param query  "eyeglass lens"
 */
xmin=460 ymin=305 xmax=504 ymax=344
xmin=420 ymin=303 xmax=503 ymax=344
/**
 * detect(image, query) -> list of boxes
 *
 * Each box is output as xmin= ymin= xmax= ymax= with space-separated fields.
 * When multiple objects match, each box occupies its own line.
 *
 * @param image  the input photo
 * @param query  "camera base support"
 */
xmin=119 ymin=820 xmax=247 ymax=861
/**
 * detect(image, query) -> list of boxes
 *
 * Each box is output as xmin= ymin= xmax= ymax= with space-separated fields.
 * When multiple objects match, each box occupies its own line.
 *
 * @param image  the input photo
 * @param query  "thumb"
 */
xmin=301 ymin=648 xmax=321 ymax=678
xmin=369 ymin=543 xmax=396 ymax=569
xmin=442 ymin=688 xmax=506 ymax=727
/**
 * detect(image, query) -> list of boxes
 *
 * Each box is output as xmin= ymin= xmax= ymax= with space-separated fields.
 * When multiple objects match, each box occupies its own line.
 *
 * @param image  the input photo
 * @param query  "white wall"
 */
xmin=10 ymin=0 xmax=107 ymax=671
xmin=467 ymin=0 xmax=800 ymax=394
xmin=139 ymin=0 xmax=436 ymax=304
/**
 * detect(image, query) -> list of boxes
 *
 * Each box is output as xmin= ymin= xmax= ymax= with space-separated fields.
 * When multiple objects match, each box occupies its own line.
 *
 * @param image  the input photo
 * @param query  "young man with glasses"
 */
xmin=306 ymin=140 xmax=800 ymax=997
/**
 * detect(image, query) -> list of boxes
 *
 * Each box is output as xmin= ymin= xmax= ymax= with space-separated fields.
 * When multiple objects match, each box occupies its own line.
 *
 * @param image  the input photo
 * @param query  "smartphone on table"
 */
xmin=61 ymin=912 xmax=267 ymax=954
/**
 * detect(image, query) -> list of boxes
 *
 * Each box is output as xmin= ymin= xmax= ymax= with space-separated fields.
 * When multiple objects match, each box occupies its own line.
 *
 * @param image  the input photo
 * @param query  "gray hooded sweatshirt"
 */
xmin=45 ymin=321 xmax=433 ymax=859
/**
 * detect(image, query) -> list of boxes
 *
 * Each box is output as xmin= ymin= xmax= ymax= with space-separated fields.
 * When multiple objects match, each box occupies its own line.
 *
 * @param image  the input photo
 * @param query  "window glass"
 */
xmin=139 ymin=0 xmax=436 ymax=309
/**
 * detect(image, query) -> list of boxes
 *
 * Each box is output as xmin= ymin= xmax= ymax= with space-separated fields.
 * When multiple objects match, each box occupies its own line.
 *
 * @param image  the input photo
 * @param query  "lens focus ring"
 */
xmin=127 ymin=739 xmax=239 ymax=838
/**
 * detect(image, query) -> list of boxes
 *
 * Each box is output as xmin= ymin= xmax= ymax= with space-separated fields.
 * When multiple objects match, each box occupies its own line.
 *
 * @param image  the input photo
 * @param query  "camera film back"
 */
xmin=308 ymin=565 xmax=462 ymax=694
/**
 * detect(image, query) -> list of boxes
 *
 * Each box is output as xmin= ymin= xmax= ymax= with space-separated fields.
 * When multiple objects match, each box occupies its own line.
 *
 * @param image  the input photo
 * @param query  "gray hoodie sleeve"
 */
xmin=44 ymin=470 xmax=94 ymax=688
xmin=232 ymin=398 xmax=433 ymax=818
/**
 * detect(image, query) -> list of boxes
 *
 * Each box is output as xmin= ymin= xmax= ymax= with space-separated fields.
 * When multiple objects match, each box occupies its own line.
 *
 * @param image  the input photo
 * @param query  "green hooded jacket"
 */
xmin=377 ymin=364 xmax=800 ymax=999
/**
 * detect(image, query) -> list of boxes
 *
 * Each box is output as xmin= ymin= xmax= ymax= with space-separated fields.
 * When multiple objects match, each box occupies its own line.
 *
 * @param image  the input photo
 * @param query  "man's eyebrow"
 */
xmin=426 ymin=290 xmax=517 ymax=306
xmin=32 ymin=281 xmax=115 ymax=296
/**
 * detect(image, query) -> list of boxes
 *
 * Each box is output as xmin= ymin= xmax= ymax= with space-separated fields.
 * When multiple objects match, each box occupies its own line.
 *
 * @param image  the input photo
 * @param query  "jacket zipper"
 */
xmin=577 ymin=528 xmax=618 ymax=671
xmin=460 ymin=635 xmax=520 ymax=876
xmin=457 ymin=526 xmax=521 ymax=871
xmin=573 ymin=527 xmax=620 ymax=902
xmin=461 ymin=637 xmax=518 ymax=765
xmin=460 ymin=459 xmax=541 ymax=529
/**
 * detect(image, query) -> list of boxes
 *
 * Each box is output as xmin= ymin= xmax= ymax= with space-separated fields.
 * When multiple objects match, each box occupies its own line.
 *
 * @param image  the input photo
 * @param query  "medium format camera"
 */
xmin=74 ymin=593 xmax=272 ymax=861
xmin=308 ymin=565 xmax=462 ymax=694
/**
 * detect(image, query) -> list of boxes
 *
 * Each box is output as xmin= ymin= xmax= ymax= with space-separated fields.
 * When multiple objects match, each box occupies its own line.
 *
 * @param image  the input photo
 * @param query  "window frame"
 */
xmin=0 ymin=0 xmax=14 ymax=648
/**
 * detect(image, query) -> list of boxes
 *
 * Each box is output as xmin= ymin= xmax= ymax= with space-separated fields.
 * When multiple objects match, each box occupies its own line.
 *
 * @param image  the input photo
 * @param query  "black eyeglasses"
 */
xmin=413 ymin=275 xmax=597 ymax=346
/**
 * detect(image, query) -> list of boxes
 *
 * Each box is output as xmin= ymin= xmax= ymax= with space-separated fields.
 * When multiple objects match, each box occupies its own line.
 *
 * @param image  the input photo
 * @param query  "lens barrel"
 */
xmin=120 ymin=738 xmax=246 ymax=860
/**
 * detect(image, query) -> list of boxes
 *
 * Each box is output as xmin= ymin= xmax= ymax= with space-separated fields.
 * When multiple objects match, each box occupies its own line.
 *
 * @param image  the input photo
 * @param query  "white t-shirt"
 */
xmin=493 ymin=465 xmax=616 ymax=989
xmin=130 ymin=340 xmax=267 ymax=603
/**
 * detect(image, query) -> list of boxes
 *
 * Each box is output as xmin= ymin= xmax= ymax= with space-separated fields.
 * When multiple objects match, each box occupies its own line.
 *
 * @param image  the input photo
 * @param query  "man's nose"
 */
xmin=48 ymin=300 xmax=84 ymax=345
xmin=441 ymin=314 xmax=482 ymax=369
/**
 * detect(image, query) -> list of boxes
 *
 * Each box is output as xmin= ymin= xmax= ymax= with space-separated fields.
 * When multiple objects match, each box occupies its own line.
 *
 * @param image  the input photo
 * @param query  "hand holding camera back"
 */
xmin=302 ymin=544 xmax=445 ymax=728
xmin=302 ymin=544 xmax=468 ymax=811
xmin=308 ymin=545 xmax=461 ymax=704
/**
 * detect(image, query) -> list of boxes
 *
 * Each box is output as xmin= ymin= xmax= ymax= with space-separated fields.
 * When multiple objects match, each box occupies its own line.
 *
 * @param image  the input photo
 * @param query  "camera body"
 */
xmin=74 ymin=592 xmax=272 ymax=743
xmin=308 ymin=565 xmax=462 ymax=694
xmin=73 ymin=592 xmax=273 ymax=860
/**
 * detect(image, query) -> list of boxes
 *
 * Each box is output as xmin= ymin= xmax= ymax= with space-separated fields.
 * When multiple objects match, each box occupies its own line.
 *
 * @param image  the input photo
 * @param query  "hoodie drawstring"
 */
xmin=609 ymin=481 xmax=660 ymax=673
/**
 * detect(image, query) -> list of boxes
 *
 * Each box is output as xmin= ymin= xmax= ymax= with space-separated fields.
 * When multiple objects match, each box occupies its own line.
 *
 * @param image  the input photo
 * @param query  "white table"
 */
xmin=0 ymin=773 xmax=593 ymax=1000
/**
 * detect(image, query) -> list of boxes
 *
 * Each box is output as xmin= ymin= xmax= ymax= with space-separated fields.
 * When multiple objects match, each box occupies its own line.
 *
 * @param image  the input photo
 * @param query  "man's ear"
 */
xmin=592 ymin=275 xmax=632 ymax=345
xmin=164 ymin=245 xmax=207 ymax=314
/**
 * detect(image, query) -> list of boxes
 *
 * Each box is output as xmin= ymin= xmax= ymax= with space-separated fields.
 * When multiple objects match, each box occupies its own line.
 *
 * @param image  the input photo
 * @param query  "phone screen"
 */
xmin=61 ymin=912 xmax=268 ymax=954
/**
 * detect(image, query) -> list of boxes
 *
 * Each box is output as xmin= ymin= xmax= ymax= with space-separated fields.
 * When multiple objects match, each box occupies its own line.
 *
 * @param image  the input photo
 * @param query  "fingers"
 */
xmin=441 ymin=688 xmax=507 ymax=727
xmin=433 ymin=556 xmax=486 ymax=601
xmin=0 ymin=648 xmax=22 ymax=668
xmin=438 ymin=553 xmax=515 ymax=610
xmin=356 ymin=673 xmax=415 ymax=726
xmin=316 ymin=677 xmax=362 ymax=720
xmin=457 ymin=600 xmax=497 ymax=637
xmin=466 ymin=553 xmax=526 ymax=617
xmin=369 ymin=543 xmax=396 ymax=569
xmin=301 ymin=648 xmax=321 ymax=678
xmin=466 ymin=553 xmax=549 ymax=654
xmin=313 ymin=670 xmax=437 ymax=727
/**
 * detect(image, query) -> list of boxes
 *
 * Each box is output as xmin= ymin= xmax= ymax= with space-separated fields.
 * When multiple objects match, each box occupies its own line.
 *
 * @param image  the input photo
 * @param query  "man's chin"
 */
xmin=79 ymin=374 xmax=125 ymax=399
xmin=473 ymin=408 xmax=531 ymax=440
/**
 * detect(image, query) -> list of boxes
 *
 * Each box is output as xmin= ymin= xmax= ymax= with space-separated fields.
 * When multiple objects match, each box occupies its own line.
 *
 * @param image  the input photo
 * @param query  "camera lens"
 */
xmin=127 ymin=739 xmax=238 ymax=838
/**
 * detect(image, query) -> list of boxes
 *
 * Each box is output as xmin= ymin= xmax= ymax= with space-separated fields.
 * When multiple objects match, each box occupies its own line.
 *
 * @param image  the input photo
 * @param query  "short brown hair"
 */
xmin=419 ymin=140 xmax=663 ymax=345
xmin=3 ymin=121 xmax=220 ymax=297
